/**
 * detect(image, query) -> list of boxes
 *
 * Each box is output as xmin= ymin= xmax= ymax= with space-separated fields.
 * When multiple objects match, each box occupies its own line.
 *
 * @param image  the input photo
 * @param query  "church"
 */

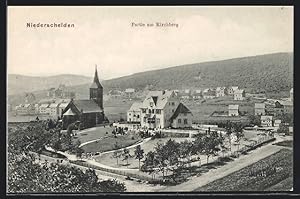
xmin=62 ymin=67 xmax=107 ymax=129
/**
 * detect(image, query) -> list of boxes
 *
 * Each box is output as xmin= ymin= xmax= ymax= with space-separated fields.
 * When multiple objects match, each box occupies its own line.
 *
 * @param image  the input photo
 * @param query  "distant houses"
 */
xmin=228 ymin=105 xmax=239 ymax=116
xmin=254 ymin=103 xmax=265 ymax=116
xmin=261 ymin=115 xmax=273 ymax=127
xmin=47 ymin=84 xmax=76 ymax=99
xmin=202 ymin=88 xmax=216 ymax=99
xmin=216 ymin=87 xmax=227 ymax=97
xmin=234 ymin=89 xmax=245 ymax=101
xmin=227 ymin=86 xmax=239 ymax=95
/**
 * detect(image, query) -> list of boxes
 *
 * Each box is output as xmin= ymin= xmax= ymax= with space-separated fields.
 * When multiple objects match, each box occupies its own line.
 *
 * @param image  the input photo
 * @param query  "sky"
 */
xmin=8 ymin=6 xmax=293 ymax=80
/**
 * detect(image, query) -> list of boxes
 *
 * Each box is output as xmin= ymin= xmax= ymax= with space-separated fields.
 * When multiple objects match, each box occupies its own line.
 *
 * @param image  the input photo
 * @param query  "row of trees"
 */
xmin=112 ymin=144 xmax=145 ymax=169
xmin=140 ymin=122 xmax=246 ymax=182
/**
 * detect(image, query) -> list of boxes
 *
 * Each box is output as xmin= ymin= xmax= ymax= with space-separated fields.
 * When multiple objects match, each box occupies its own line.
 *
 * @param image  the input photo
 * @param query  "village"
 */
xmin=7 ymin=67 xmax=293 ymax=192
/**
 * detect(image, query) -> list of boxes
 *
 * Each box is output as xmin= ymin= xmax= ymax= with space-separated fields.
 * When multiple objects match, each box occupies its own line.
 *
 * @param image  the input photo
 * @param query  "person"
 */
xmin=36 ymin=116 xmax=39 ymax=121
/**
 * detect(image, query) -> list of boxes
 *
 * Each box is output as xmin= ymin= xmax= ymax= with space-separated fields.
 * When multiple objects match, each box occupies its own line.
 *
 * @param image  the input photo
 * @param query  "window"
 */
xmin=184 ymin=113 xmax=187 ymax=116
xmin=172 ymin=109 xmax=174 ymax=113
xmin=148 ymin=109 xmax=151 ymax=114
xmin=184 ymin=119 xmax=188 ymax=124
xmin=137 ymin=115 xmax=140 ymax=118
xmin=150 ymin=102 xmax=154 ymax=107
xmin=152 ymin=109 xmax=155 ymax=114
xmin=156 ymin=109 xmax=161 ymax=114
xmin=129 ymin=113 xmax=131 ymax=116
xmin=142 ymin=109 xmax=146 ymax=113
xmin=172 ymin=102 xmax=175 ymax=106
xmin=178 ymin=119 xmax=181 ymax=123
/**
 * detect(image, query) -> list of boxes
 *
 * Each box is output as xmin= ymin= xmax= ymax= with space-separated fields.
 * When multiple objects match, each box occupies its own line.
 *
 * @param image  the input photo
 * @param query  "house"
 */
xmin=280 ymin=100 xmax=293 ymax=114
xmin=16 ymin=104 xmax=30 ymax=115
xmin=254 ymin=103 xmax=265 ymax=116
xmin=39 ymin=104 xmax=50 ymax=115
xmin=274 ymin=120 xmax=282 ymax=127
xmin=34 ymin=104 xmax=40 ymax=114
xmin=139 ymin=90 xmax=192 ymax=129
xmin=108 ymin=89 xmax=123 ymax=98
xmin=202 ymin=88 xmax=216 ymax=99
xmin=234 ymin=89 xmax=245 ymax=101
xmin=290 ymin=88 xmax=293 ymax=102
xmin=227 ymin=86 xmax=239 ymax=95
xmin=58 ymin=102 xmax=69 ymax=117
xmin=62 ymin=67 xmax=106 ymax=129
xmin=261 ymin=115 xmax=273 ymax=127
xmin=289 ymin=126 xmax=293 ymax=134
xmin=216 ymin=87 xmax=227 ymax=97
xmin=179 ymin=90 xmax=191 ymax=100
xmin=127 ymin=102 xmax=143 ymax=122
xmin=228 ymin=105 xmax=239 ymax=116
xmin=125 ymin=88 xmax=135 ymax=98
xmin=267 ymin=101 xmax=284 ymax=116
xmin=49 ymin=103 xmax=60 ymax=117
xmin=192 ymin=92 xmax=202 ymax=99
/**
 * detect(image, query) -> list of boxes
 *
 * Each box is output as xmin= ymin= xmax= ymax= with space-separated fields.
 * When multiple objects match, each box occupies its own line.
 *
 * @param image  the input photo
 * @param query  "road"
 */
xmin=158 ymin=135 xmax=291 ymax=192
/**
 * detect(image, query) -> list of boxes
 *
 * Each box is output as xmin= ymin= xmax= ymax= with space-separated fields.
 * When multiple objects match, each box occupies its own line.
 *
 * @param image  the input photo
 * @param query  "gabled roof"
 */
xmin=228 ymin=105 xmax=239 ymax=110
xmin=49 ymin=103 xmax=60 ymax=108
xmin=64 ymin=108 xmax=77 ymax=116
xmin=170 ymin=103 xmax=192 ymax=120
xmin=40 ymin=104 xmax=50 ymax=108
xmin=261 ymin=115 xmax=273 ymax=120
xmin=231 ymin=86 xmax=239 ymax=90
xmin=234 ymin=89 xmax=244 ymax=94
xmin=255 ymin=103 xmax=265 ymax=109
xmin=59 ymin=102 xmax=69 ymax=108
xmin=73 ymin=99 xmax=103 ymax=113
xmin=141 ymin=90 xmax=175 ymax=109
xmin=128 ymin=102 xmax=143 ymax=112
xmin=216 ymin=87 xmax=226 ymax=91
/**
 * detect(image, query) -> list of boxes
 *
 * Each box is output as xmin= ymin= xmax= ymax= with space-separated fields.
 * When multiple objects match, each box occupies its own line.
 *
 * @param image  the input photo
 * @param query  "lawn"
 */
xmin=74 ymin=126 xmax=114 ymax=144
xmin=194 ymin=148 xmax=293 ymax=191
xmin=273 ymin=140 xmax=293 ymax=148
xmin=80 ymin=133 xmax=142 ymax=153
xmin=95 ymin=137 xmax=194 ymax=169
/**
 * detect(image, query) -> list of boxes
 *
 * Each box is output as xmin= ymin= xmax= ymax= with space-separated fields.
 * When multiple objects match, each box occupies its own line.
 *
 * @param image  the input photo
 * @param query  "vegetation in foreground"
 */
xmin=7 ymin=122 xmax=126 ymax=193
xmin=194 ymin=148 xmax=293 ymax=192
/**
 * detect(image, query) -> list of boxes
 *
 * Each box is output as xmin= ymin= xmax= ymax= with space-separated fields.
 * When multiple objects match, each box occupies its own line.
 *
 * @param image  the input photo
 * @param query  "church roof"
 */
xmin=90 ymin=66 xmax=103 ymax=89
xmin=170 ymin=103 xmax=192 ymax=120
xmin=64 ymin=108 xmax=77 ymax=116
xmin=73 ymin=99 xmax=103 ymax=113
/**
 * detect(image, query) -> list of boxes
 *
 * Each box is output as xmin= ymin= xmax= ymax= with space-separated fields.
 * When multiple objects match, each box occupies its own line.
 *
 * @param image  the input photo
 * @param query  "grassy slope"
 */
xmin=194 ymin=148 xmax=293 ymax=192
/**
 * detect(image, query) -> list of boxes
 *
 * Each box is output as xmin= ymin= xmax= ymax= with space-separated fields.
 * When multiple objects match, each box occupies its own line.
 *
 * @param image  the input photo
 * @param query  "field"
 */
xmin=80 ymin=133 xmax=142 ymax=153
xmin=95 ymin=137 xmax=194 ymax=169
xmin=74 ymin=126 xmax=114 ymax=144
xmin=194 ymin=148 xmax=293 ymax=191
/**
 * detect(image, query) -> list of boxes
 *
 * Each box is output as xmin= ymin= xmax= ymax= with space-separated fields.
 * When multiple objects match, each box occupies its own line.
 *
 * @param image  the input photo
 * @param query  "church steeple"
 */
xmin=90 ymin=65 xmax=103 ymax=89
xmin=90 ymin=65 xmax=103 ymax=109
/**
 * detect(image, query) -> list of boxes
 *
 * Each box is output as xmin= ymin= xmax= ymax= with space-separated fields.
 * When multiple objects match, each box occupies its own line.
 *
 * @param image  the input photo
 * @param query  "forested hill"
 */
xmin=103 ymin=52 xmax=293 ymax=93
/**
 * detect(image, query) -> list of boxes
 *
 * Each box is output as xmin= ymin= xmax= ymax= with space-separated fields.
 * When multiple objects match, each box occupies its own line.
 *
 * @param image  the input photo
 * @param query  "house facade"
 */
xmin=228 ymin=105 xmax=239 ymax=116
xmin=39 ymin=104 xmax=50 ymax=115
xmin=127 ymin=102 xmax=142 ymax=122
xmin=227 ymin=86 xmax=238 ymax=95
xmin=202 ymin=88 xmax=216 ymax=99
xmin=139 ymin=90 xmax=192 ymax=129
xmin=234 ymin=89 xmax=245 ymax=101
xmin=261 ymin=115 xmax=273 ymax=127
xmin=216 ymin=87 xmax=227 ymax=97
xmin=254 ymin=103 xmax=265 ymax=116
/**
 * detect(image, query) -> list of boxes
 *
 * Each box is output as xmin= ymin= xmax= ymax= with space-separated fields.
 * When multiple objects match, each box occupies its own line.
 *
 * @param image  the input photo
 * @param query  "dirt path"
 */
xmin=158 ymin=141 xmax=284 ymax=192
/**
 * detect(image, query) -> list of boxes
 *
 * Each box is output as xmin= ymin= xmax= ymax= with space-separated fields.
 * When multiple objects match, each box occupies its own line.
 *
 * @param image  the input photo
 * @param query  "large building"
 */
xmin=228 ymin=105 xmax=239 ymax=116
xmin=127 ymin=102 xmax=143 ymax=122
xmin=135 ymin=90 xmax=193 ymax=129
xmin=62 ymin=67 xmax=106 ymax=129
xmin=234 ymin=89 xmax=245 ymax=101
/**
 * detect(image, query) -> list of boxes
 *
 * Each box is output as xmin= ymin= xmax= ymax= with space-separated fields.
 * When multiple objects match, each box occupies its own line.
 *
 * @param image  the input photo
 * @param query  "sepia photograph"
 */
xmin=7 ymin=6 xmax=294 ymax=193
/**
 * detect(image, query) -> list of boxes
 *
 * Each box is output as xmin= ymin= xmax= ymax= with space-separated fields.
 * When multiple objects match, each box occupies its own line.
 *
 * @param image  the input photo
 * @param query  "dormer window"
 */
xmin=150 ymin=102 xmax=154 ymax=107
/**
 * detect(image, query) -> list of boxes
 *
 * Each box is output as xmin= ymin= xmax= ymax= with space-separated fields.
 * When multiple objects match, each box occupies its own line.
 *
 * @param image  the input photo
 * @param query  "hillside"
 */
xmin=8 ymin=74 xmax=93 ymax=95
xmin=103 ymin=52 xmax=293 ymax=93
xmin=7 ymin=52 xmax=293 ymax=105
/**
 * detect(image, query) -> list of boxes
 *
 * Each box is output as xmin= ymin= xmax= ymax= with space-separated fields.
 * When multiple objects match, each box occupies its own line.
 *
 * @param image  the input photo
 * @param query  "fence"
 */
xmin=69 ymin=160 xmax=163 ymax=184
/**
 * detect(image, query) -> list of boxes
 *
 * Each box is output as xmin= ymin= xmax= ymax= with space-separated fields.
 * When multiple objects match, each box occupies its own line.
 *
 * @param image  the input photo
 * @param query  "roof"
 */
xmin=231 ymin=86 xmax=239 ymax=90
xmin=234 ymin=89 xmax=244 ymax=94
xmin=141 ymin=90 xmax=175 ymax=109
xmin=59 ymin=102 xmax=69 ymax=108
xmin=290 ymin=88 xmax=293 ymax=93
xmin=49 ymin=103 xmax=59 ymax=108
xmin=90 ymin=67 xmax=103 ymax=89
xmin=280 ymin=100 xmax=293 ymax=106
xmin=216 ymin=87 xmax=226 ymax=91
xmin=64 ymin=108 xmax=77 ymax=116
xmin=261 ymin=115 xmax=273 ymax=120
xmin=255 ymin=103 xmax=265 ymax=109
xmin=125 ymin=88 xmax=135 ymax=93
xmin=40 ymin=104 xmax=49 ymax=108
xmin=274 ymin=120 xmax=282 ymax=123
xmin=228 ymin=105 xmax=239 ymax=110
xmin=24 ymin=104 xmax=31 ymax=108
xmin=128 ymin=102 xmax=143 ymax=112
xmin=170 ymin=103 xmax=192 ymax=120
xmin=73 ymin=99 xmax=103 ymax=113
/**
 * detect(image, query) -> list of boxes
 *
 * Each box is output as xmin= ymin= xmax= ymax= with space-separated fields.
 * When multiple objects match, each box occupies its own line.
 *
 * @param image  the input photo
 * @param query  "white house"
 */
xmin=234 ymin=89 xmax=245 ymax=101
xmin=49 ymin=103 xmax=60 ymax=117
xmin=228 ymin=105 xmax=239 ymax=116
xmin=227 ymin=86 xmax=239 ymax=95
xmin=261 ymin=115 xmax=273 ymax=127
xmin=216 ymin=87 xmax=227 ymax=97
xmin=139 ymin=90 xmax=192 ymax=129
xmin=127 ymin=102 xmax=143 ymax=122
xmin=274 ymin=120 xmax=282 ymax=127
xmin=39 ymin=104 xmax=50 ymax=115
xmin=254 ymin=103 xmax=266 ymax=116
xmin=202 ymin=88 xmax=216 ymax=99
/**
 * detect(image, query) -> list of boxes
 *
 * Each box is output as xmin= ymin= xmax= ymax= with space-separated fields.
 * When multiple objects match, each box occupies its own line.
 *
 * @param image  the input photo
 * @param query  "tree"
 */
xmin=134 ymin=145 xmax=144 ymax=170
xmin=225 ymin=121 xmax=234 ymax=151
xmin=112 ymin=149 xmax=122 ymax=165
xmin=121 ymin=148 xmax=132 ymax=167
xmin=249 ymin=115 xmax=261 ymax=126
xmin=234 ymin=123 xmax=245 ymax=151
xmin=193 ymin=134 xmax=205 ymax=166
xmin=277 ymin=125 xmax=289 ymax=135
xmin=178 ymin=140 xmax=193 ymax=168
xmin=202 ymin=132 xmax=223 ymax=164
